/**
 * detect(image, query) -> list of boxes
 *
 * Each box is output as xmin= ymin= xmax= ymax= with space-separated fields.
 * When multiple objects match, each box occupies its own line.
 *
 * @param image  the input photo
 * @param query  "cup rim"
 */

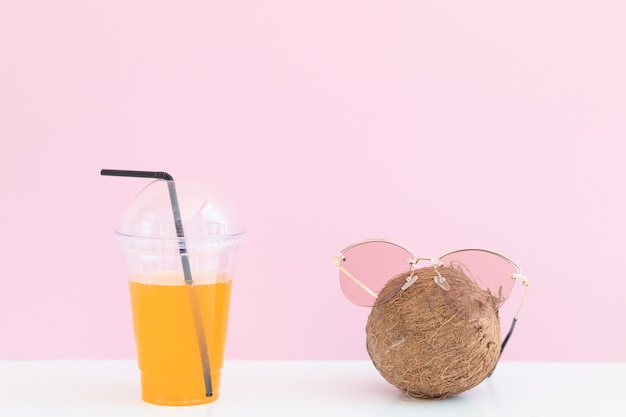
xmin=114 ymin=227 xmax=246 ymax=241
xmin=114 ymin=228 xmax=246 ymax=254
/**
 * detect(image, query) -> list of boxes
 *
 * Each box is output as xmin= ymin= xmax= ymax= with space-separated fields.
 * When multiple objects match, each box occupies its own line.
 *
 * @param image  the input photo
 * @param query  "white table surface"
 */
xmin=0 ymin=360 xmax=624 ymax=416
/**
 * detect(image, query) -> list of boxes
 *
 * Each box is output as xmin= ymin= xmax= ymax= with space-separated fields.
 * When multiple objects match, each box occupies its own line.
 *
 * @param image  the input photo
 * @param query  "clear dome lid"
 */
xmin=115 ymin=179 xmax=245 ymax=253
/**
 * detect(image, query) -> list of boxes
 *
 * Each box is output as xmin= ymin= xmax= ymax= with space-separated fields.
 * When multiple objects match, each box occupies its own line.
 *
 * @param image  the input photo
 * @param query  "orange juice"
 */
xmin=129 ymin=272 xmax=232 ymax=405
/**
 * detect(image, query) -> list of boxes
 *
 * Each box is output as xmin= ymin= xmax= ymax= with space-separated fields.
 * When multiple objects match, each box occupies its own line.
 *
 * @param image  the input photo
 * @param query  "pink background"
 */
xmin=1 ymin=1 xmax=625 ymax=362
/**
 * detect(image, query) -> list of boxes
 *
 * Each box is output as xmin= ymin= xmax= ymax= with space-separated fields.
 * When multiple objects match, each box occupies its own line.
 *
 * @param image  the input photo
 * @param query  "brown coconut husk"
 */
xmin=366 ymin=266 xmax=501 ymax=399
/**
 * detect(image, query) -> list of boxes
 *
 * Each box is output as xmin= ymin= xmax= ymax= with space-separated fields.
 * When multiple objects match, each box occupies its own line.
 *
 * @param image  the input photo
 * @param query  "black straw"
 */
xmin=101 ymin=169 xmax=174 ymax=181
xmin=101 ymin=169 xmax=213 ymax=397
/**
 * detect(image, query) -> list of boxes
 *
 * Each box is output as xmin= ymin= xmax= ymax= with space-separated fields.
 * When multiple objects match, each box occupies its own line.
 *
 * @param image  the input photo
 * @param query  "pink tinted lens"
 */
xmin=339 ymin=241 xmax=412 ymax=306
xmin=438 ymin=250 xmax=517 ymax=318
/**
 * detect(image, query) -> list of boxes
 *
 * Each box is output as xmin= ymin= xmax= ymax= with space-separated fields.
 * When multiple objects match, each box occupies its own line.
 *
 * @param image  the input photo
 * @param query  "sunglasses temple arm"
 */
xmin=338 ymin=266 xmax=378 ymax=300
xmin=488 ymin=284 xmax=530 ymax=377
xmin=500 ymin=317 xmax=518 ymax=354
xmin=487 ymin=317 xmax=517 ymax=378
xmin=513 ymin=284 xmax=530 ymax=320
xmin=498 ymin=281 xmax=530 ymax=357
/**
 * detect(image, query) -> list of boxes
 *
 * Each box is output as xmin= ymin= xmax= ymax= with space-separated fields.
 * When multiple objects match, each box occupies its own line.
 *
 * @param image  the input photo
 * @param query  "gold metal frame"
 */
xmin=335 ymin=238 xmax=530 ymax=320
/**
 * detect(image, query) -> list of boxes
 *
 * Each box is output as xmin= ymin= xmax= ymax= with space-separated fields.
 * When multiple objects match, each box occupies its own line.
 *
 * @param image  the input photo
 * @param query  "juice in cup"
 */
xmin=129 ymin=271 xmax=233 ymax=405
xmin=104 ymin=174 xmax=245 ymax=406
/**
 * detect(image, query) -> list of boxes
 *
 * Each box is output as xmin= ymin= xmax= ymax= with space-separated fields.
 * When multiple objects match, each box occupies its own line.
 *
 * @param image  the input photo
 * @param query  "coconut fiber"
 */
xmin=366 ymin=266 xmax=501 ymax=399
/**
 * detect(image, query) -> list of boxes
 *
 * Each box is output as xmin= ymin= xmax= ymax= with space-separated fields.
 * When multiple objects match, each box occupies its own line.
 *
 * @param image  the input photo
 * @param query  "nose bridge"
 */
xmin=412 ymin=256 xmax=442 ymax=267
xmin=408 ymin=256 xmax=449 ymax=291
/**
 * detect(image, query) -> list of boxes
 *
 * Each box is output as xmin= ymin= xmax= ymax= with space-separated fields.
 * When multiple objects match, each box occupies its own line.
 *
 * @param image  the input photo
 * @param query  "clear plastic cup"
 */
xmin=115 ymin=179 xmax=245 ymax=405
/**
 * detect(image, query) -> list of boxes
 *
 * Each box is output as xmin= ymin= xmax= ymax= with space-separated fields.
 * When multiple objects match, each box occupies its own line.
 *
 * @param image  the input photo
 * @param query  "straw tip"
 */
xmin=100 ymin=169 xmax=174 ymax=181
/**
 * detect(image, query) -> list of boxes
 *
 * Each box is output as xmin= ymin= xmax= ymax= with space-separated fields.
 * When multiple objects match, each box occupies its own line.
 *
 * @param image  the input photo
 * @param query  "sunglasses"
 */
xmin=334 ymin=238 xmax=530 ymax=358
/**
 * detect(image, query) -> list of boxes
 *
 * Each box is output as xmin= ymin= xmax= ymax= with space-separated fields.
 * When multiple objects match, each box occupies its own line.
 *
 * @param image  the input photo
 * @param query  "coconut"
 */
xmin=366 ymin=266 xmax=501 ymax=399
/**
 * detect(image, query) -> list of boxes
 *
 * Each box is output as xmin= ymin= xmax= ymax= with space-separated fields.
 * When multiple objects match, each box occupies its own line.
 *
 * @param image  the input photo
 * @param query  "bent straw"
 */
xmin=101 ymin=169 xmax=213 ymax=397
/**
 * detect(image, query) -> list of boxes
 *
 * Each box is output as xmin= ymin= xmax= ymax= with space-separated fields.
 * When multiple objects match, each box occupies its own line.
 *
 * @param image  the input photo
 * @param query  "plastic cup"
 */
xmin=115 ymin=179 xmax=245 ymax=405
